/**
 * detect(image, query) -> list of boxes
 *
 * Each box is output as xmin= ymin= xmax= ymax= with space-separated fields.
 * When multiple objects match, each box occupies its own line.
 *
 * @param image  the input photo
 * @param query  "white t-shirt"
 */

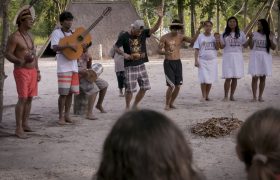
xmin=221 ymin=31 xmax=247 ymax=53
xmin=252 ymin=32 xmax=276 ymax=53
xmin=51 ymin=28 xmax=78 ymax=73
xmin=194 ymin=33 xmax=217 ymax=60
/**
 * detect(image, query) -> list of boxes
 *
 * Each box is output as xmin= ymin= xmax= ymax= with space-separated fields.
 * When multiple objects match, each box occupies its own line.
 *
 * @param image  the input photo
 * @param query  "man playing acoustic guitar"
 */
xmin=5 ymin=5 xmax=41 ymax=138
xmin=51 ymin=11 xmax=79 ymax=125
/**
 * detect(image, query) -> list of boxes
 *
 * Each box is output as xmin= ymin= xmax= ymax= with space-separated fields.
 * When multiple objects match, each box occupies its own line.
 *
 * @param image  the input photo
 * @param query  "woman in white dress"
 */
xmin=220 ymin=16 xmax=248 ymax=101
xmin=194 ymin=21 xmax=219 ymax=101
xmin=248 ymin=19 xmax=276 ymax=102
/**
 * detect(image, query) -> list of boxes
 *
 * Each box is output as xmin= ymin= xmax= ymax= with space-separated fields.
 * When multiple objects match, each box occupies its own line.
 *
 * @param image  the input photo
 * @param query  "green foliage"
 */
xmin=4 ymin=0 xmax=279 ymax=41
xmin=7 ymin=0 xmax=68 ymax=43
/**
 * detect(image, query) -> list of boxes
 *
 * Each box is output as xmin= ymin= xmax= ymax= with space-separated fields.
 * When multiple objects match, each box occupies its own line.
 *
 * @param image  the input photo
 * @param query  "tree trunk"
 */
xmin=178 ymin=0 xmax=185 ymax=34
xmin=277 ymin=0 xmax=280 ymax=52
xmin=0 ymin=0 xmax=9 ymax=123
xmin=216 ymin=0 xmax=220 ymax=33
xmin=244 ymin=0 xmax=248 ymax=29
xmin=190 ymin=0 xmax=196 ymax=37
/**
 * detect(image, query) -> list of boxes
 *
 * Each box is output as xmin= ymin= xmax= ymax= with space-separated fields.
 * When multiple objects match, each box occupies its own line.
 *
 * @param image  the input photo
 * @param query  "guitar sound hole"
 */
xmin=77 ymin=36 xmax=84 ymax=42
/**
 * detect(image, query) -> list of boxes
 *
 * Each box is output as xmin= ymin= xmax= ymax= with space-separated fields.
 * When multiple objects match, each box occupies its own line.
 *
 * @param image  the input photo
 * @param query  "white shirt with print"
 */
xmin=194 ymin=33 xmax=217 ymax=60
xmin=252 ymin=32 xmax=276 ymax=53
xmin=51 ymin=28 xmax=78 ymax=73
xmin=221 ymin=31 xmax=247 ymax=53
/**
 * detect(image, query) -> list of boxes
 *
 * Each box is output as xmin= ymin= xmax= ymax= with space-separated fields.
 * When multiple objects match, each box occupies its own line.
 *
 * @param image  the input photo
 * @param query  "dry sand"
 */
xmin=1 ymin=50 xmax=280 ymax=180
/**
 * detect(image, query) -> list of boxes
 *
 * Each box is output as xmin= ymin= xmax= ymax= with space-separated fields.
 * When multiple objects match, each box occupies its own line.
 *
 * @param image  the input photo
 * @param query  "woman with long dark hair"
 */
xmin=220 ymin=16 xmax=248 ymax=101
xmin=95 ymin=110 xmax=203 ymax=180
xmin=194 ymin=21 xmax=219 ymax=101
xmin=248 ymin=19 xmax=276 ymax=102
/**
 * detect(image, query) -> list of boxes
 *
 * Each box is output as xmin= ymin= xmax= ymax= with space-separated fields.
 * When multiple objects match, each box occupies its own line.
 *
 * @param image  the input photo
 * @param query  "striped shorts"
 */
xmin=125 ymin=64 xmax=151 ymax=93
xmin=57 ymin=72 xmax=80 ymax=95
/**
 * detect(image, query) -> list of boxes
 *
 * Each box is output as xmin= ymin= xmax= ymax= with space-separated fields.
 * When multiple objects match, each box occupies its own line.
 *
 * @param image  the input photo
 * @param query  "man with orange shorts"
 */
xmin=51 ymin=11 xmax=79 ymax=125
xmin=5 ymin=5 xmax=41 ymax=138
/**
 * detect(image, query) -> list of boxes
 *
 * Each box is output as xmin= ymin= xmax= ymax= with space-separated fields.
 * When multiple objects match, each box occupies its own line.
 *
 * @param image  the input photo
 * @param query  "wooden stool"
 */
xmin=73 ymin=91 xmax=88 ymax=115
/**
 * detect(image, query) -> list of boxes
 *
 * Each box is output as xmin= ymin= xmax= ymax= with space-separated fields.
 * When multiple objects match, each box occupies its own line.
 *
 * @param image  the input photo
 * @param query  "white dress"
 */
xmin=221 ymin=31 xmax=246 ymax=79
xmin=248 ymin=32 xmax=276 ymax=76
xmin=193 ymin=33 xmax=218 ymax=84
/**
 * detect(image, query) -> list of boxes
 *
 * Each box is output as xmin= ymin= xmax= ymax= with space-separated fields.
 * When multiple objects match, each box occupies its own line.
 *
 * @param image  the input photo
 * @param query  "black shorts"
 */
xmin=163 ymin=59 xmax=183 ymax=87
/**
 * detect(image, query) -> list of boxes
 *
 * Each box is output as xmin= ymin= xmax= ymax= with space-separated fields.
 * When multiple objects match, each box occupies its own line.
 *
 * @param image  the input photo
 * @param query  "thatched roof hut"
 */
xmin=39 ymin=0 xmax=158 ymax=59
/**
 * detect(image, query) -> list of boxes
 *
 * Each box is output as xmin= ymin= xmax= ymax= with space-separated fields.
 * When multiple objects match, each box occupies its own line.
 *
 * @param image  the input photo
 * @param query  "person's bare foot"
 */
xmin=169 ymin=104 xmax=177 ymax=109
xmin=222 ymin=97 xmax=229 ymax=102
xmin=164 ymin=105 xmax=171 ymax=111
xmin=65 ymin=116 xmax=73 ymax=123
xmin=206 ymin=97 xmax=212 ymax=101
xmin=131 ymin=105 xmax=138 ymax=110
xmin=96 ymin=105 xmax=107 ymax=113
xmin=230 ymin=96 xmax=235 ymax=101
xmin=258 ymin=97 xmax=264 ymax=102
xmin=86 ymin=114 xmax=98 ymax=120
xmin=57 ymin=117 xmax=66 ymax=125
xmin=23 ymin=125 xmax=35 ymax=132
xmin=15 ymin=129 xmax=28 ymax=139
xmin=200 ymin=98 xmax=206 ymax=102
xmin=251 ymin=97 xmax=257 ymax=102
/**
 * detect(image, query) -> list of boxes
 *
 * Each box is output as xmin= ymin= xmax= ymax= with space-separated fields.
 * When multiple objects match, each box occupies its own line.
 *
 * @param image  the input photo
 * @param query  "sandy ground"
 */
xmin=0 ymin=50 xmax=280 ymax=180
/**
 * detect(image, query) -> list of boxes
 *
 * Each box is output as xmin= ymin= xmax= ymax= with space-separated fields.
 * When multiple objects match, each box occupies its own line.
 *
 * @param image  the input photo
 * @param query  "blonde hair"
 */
xmin=237 ymin=108 xmax=280 ymax=180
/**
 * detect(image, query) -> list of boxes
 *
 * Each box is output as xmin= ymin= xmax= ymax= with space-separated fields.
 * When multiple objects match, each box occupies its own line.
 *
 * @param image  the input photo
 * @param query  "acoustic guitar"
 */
xmin=59 ymin=7 xmax=112 ymax=60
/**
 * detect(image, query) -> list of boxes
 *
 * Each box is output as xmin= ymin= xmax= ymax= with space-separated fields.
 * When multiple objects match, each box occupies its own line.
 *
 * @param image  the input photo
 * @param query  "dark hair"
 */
xmin=203 ymin=20 xmax=213 ymax=26
xmin=170 ymin=19 xmax=184 ymax=30
xmin=258 ymin=19 xmax=271 ymax=53
xmin=59 ymin=11 xmax=74 ymax=22
xmin=118 ymin=30 xmax=125 ymax=38
xmin=95 ymin=109 xmax=202 ymax=180
xmin=237 ymin=108 xmax=280 ymax=180
xmin=223 ymin=16 xmax=240 ymax=38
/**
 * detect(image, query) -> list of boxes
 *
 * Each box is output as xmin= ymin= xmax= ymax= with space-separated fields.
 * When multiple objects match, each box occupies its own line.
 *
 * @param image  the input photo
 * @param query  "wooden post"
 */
xmin=277 ymin=0 xmax=280 ymax=52
xmin=0 ymin=0 xmax=9 ymax=123
xmin=244 ymin=0 xmax=269 ymax=35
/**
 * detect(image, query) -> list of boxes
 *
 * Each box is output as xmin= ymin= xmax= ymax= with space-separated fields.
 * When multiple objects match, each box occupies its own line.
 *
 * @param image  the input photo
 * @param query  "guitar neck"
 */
xmin=81 ymin=15 xmax=105 ymax=37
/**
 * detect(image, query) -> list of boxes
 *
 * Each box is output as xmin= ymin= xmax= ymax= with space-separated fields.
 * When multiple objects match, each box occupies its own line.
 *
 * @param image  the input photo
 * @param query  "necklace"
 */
xmin=18 ymin=30 xmax=34 ymax=52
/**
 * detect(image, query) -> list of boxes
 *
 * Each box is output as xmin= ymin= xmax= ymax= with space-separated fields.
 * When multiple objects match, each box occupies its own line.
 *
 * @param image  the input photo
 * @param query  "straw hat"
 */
xmin=13 ymin=5 xmax=35 ymax=26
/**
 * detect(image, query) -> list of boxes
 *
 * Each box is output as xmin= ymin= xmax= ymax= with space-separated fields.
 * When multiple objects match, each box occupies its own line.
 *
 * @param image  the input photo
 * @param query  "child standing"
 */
xmin=109 ymin=31 xmax=125 ymax=97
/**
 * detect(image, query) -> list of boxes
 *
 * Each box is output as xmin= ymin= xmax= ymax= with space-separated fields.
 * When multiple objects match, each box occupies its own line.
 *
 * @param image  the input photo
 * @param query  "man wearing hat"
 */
xmin=5 ymin=5 xmax=40 ymax=138
xmin=158 ymin=19 xmax=202 ymax=110
xmin=114 ymin=7 xmax=164 ymax=109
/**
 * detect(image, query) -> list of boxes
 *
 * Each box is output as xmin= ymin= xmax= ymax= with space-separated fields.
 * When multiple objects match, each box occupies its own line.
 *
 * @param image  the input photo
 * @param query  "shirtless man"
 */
xmin=158 ymin=19 xmax=202 ymax=110
xmin=5 ymin=6 xmax=41 ymax=138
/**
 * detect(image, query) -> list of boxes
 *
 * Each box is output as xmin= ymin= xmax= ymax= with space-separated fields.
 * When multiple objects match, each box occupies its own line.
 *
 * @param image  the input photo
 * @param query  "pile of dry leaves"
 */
xmin=191 ymin=117 xmax=243 ymax=138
